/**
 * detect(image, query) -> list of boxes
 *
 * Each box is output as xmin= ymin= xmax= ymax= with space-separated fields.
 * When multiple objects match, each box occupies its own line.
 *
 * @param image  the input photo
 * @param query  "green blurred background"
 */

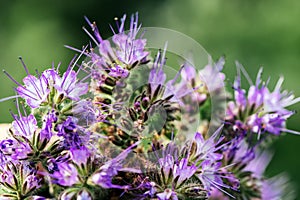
xmin=0 ymin=0 xmax=299 ymax=197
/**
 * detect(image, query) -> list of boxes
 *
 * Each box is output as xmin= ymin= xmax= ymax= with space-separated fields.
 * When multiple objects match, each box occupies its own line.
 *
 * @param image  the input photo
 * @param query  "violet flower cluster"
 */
xmin=0 ymin=13 xmax=299 ymax=200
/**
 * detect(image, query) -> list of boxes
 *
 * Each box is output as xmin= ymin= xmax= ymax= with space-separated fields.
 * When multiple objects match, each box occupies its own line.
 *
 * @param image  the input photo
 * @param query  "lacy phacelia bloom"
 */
xmin=0 ymin=162 xmax=42 ymax=197
xmin=12 ymin=114 xmax=37 ymax=138
xmin=52 ymin=162 xmax=80 ymax=186
xmin=180 ymin=57 xmax=226 ymax=104
xmin=0 ymin=138 xmax=32 ymax=160
xmin=148 ymin=47 xmax=194 ymax=104
xmin=44 ymin=66 xmax=88 ymax=102
xmin=91 ymin=143 xmax=140 ymax=189
xmin=15 ymin=72 xmax=50 ymax=108
xmin=112 ymin=14 xmax=148 ymax=66
xmin=4 ymin=110 xmax=57 ymax=160
xmin=197 ymin=160 xmax=235 ymax=198
xmin=70 ymin=146 xmax=91 ymax=166
xmin=134 ymin=143 xmax=206 ymax=200
xmin=186 ymin=126 xmax=224 ymax=162
xmin=83 ymin=13 xmax=149 ymax=100
xmin=72 ymin=99 xmax=100 ymax=126
xmin=56 ymin=116 xmax=90 ymax=148
xmin=227 ymin=65 xmax=300 ymax=138
xmin=0 ymin=13 xmax=298 ymax=200
xmin=5 ymin=59 xmax=88 ymax=109
xmin=186 ymin=129 xmax=236 ymax=198
xmin=85 ymin=13 xmax=148 ymax=68
xmin=3 ymin=58 xmax=50 ymax=108
xmin=216 ymin=137 xmax=294 ymax=200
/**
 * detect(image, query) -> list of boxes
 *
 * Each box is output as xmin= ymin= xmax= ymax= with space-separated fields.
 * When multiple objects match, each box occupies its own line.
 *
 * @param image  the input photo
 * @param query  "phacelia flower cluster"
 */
xmin=0 ymin=13 xmax=298 ymax=200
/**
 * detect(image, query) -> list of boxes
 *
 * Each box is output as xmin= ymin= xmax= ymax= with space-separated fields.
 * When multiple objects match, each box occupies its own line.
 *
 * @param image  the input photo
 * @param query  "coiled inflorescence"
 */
xmin=0 ymin=13 xmax=298 ymax=200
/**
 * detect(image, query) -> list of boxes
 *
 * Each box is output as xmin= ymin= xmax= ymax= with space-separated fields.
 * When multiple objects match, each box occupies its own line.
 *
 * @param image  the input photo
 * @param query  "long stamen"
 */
xmin=72 ymin=45 xmax=89 ymax=70
xmin=281 ymin=128 xmax=300 ymax=135
xmin=19 ymin=57 xmax=42 ymax=99
xmin=35 ymin=69 xmax=46 ymax=95
xmin=119 ymin=15 xmax=126 ymax=33
xmin=14 ymin=88 xmax=39 ymax=101
xmin=0 ymin=95 xmax=20 ymax=103
xmin=82 ymin=26 xmax=99 ymax=46
xmin=60 ymin=55 xmax=78 ymax=90
xmin=109 ymin=24 xmax=116 ymax=35
xmin=64 ymin=45 xmax=89 ymax=57
xmin=3 ymin=70 xmax=23 ymax=87
xmin=10 ymin=109 xmax=27 ymax=136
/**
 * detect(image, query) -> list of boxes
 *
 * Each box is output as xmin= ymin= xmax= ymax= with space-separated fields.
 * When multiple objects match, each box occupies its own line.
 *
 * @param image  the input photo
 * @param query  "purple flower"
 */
xmin=0 ymin=168 xmax=18 ymax=190
xmin=12 ymin=114 xmax=37 ymax=138
xmin=220 ymin=138 xmax=291 ymax=199
xmin=0 ymin=162 xmax=42 ymax=196
xmin=85 ymin=13 xmax=148 ymax=67
xmin=156 ymin=189 xmax=178 ymax=200
xmin=179 ymin=57 xmax=226 ymax=104
xmin=227 ymin=139 xmax=255 ymax=168
xmin=190 ymin=127 xmax=224 ymax=162
xmin=148 ymin=47 xmax=194 ymax=105
xmin=108 ymin=65 xmax=129 ymax=78
xmin=77 ymin=189 xmax=92 ymax=200
xmin=91 ymin=142 xmax=140 ymax=189
xmin=16 ymin=73 xmax=50 ymax=108
xmin=40 ymin=110 xmax=57 ymax=141
xmin=180 ymin=130 xmax=237 ymax=198
xmin=197 ymin=157 xmax=240 ymax=199
xmin=56 ymin=116 xmax=90 ymax=148
xmin=0 ymin=138 xmax=32 ymax=160
xmin=70 ymin=146 xmax=91 ymax=166
xmin=243 ymin=150 xmax=272 ymax=178
xmin=22 ymin=173 xmax=42 ymax=195
xmin=3 ymin=58 xmax=50 ymax=108
xmin=52 ymin=162 xmax=80 ymax=186
xmin=82 ymin=13 xmax=149 ymax=99
xmin=112 ymin=14 xmax=148 ymax=65
xmin=167 ymin=157 xmax=197 ymax=186
xmin=227 ymin=64 xmax=300 ymax=137
xmin=72 ymin=99 xmax=102 ymax=126
xmin=136 ymin=143 xmax=206 ymax=199
xmin=5 ymin=58 xmax=88 ymax=108
xmin=264 ymin=76 xmax=300 ymax=113
xmin=44 ymin=66 xmax=88 ymax=101
xmin=148 ymin=49 xmax=167 ymax=87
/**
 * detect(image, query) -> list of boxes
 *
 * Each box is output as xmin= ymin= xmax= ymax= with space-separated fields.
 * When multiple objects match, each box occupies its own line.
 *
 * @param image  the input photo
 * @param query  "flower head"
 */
xmin=3 ymin=58 xmax=50 ymax=108
xmin=52 ymin=162 xmax=80 ymax=186
xmin=0 ymin=138 xmax=32 ymax=160
xmin=227 ymin=64 xmax=300 ymax=139
xmin=5 ymin=58 xmax=88 ymax=109
xmin=180 ymin=56 xmax=226 ymax=104
xmin=45 ymin=65 xmax=88 ymax=101
xmin=91 ymin=142 xmax=140 ymax=189
xmin=70 ymin=146 xmax=91 ymax=166
xmin=85 ymin=13 xmax=148 ymax=68
xmin=133 ymin=142 xmax=207 ymax=200
xmin=56 ymin=116 xmax=90 ymax=149
xmin=0 ymin=162 xmax=42 ymax=197
xmin=12 ymin=114 xmax=37 ymax=138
